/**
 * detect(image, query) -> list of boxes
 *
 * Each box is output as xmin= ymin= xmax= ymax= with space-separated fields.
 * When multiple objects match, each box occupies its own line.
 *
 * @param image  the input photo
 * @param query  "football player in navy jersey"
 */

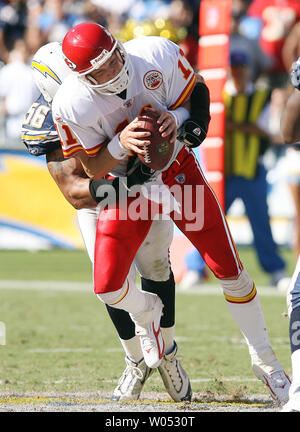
xmin=281 ymin=58 xmax=300 ymax=412
xmin=22 ymin=42 xmax=192 ymax=403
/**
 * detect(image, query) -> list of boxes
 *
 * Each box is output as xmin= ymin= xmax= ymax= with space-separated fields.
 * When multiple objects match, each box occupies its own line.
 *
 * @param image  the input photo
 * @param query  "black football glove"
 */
xmin=126 ymin=155 xmax=153 ymax=188
xmin=89 ymin=156 xmax=153 ymax=204
xmin=177 ymin=119 xmax=206 ymax=148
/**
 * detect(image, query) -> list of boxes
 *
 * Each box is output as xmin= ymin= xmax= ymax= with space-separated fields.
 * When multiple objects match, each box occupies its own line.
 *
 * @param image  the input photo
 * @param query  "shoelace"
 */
xmin=117 ymin=363 xmax=144 ymax=388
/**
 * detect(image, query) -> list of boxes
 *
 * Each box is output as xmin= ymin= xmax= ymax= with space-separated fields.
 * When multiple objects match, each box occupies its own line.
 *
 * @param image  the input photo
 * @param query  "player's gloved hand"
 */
xmin=291 ymin=57 xmax=300 ymax=91
xmin=126 ymin=155 xmax=154 ymax=188
xmin=177 ymin=119 xmax=206 ymax=148
xmin=89 ymin=156 xmax=154 ymax=205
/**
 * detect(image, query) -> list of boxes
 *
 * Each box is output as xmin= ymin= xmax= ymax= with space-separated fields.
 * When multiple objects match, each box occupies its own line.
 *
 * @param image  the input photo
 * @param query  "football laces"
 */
xmin=143 ymin=145 xmax=151 ymax=164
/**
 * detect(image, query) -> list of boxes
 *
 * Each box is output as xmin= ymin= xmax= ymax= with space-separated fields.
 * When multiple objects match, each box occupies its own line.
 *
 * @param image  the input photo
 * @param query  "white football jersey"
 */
xmin=52 ymin=36 xmax=196 ymax=176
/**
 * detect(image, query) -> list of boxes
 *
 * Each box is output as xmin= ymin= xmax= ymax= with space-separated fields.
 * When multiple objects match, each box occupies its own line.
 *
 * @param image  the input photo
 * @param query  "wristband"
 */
xmin=107 ymin=133 xmax=130 ymax=160
xmin=167 ymin=107 xmax=189 ymax=128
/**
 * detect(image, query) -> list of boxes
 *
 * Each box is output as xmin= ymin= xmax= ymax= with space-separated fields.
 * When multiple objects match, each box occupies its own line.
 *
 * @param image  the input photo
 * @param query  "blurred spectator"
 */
xmin=34 ymin=0 xmax=86 ymax=42
xmin=115 ymin=0 xmax=199 ymax=69
xmin=0 ymin=0 xmax=27 ymax=63
xmin=230 ymin=0 xmax=273 ymax=82
xmin=0 ymin=39 xmax=39 ymax=144
xmin=89 ymin=0 xmax=136 ymax=19
xmin=169 ymin=0 xmax=198 ymax=69
xmin=82 ymin=1 xmax=109 ymax=27
xmin=181 ymin=51 xmax=289 ymax=290
xmin=247 ymin=0 xmax=300 ymax=87
xmin=127 ymin=0 xmax=172 ymax=22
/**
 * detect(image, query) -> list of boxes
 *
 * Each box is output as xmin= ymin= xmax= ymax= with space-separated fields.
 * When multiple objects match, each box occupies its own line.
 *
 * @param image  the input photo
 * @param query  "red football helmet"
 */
xmin=62 ymin=22 xmax=132 ymax=95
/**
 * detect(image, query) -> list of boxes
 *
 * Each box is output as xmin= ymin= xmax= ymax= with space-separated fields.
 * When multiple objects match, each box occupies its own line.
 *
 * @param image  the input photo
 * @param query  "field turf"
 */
xmin=0 ymin=248 xmax=295 ymax=398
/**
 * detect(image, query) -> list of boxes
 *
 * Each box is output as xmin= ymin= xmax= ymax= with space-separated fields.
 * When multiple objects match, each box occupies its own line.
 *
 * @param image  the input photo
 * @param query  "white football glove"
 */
xmin=291 ymin=57 xmax=300 ymax=91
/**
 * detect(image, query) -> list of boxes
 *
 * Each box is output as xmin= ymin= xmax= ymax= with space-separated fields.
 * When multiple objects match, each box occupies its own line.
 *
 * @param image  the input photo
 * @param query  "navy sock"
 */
xmin=105 ymin=304 xmax=136 ymax=340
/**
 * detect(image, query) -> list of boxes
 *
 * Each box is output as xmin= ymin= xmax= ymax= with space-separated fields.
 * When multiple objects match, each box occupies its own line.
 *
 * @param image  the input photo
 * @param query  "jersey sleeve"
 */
xmin=161 ymin=39 xmax=196 ymax=110
xmin=52 ymin=87 xmax=107 ymax=158
xmin=21 ymin=94 xmax=61 ymax=156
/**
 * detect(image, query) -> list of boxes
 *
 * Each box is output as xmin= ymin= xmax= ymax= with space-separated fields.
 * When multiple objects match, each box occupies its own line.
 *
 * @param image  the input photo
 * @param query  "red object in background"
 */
xmin=202 ymin=138 xmax=224 ymax=172
xmin=199 ymin=0 xmax=232 ymax=35
xmin=197 ymin=0 xmax=232 ymax=210
xmin=201 ymin=69 xmax=227 ymax=103
xmin=248 ymin=0 xmax=300 ymax=16
xmin=198 ymin=34 xmax=230 ymax=70
xmin=248 ymin=0 xmax=300 ymax=72
xmin=206 ymin=102 xmax=225 ymax=138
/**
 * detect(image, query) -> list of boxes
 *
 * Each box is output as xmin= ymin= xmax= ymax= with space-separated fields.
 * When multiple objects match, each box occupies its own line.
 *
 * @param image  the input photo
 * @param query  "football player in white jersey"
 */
xmin=22 ymin=42 xmax=192 ymax=402
xmin=52 ymin=22 xmax=291 ymax=405
xmin=280 ymin=58 xmax=300 ymax=412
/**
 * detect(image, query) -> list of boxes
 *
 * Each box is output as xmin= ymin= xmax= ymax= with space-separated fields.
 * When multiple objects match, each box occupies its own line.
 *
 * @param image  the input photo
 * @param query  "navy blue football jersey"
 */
xmin=22 ymin=93 xmax=61 ymax=156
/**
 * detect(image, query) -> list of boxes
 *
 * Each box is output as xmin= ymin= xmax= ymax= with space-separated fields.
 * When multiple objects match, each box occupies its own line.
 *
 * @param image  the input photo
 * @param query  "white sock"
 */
xmin=161 ymin=326 xmax=175 ymax=354
xmin=221 ymin=269 xmax=271 ymax=357
xmin=120 ymin=336 xmax=143 ymax=363
xmin=97 ymin=279 xmax=148 ymax=315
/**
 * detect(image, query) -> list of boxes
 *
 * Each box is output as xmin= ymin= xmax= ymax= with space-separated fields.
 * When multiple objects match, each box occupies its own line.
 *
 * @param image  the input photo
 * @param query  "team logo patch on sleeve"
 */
xmin=143 ymin=70 xmax=163 ymax=90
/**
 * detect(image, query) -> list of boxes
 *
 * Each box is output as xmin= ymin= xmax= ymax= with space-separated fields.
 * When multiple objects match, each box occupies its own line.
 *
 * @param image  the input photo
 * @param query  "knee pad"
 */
xmin=135 ymin=219 xmax=173 ymax=281
xmin=220 ymin=268 xmax=257 ymax=303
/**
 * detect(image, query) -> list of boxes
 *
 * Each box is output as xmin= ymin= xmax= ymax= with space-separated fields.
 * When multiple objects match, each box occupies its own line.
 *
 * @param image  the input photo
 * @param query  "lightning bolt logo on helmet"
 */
xmin=30 ymin=42 xmax=71 ymax=103
xmin=31 ymin=60 xmax=62 ymax=85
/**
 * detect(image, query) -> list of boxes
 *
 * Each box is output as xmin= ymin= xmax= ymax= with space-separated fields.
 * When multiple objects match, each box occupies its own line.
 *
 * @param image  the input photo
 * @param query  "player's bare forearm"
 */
xmin=74 ymin=146 xmax=120 ymax=180
xmin=46 ymin=148 xmax=97 ymax=209
xmin=281 ymin=90 xmax=300 ymax=144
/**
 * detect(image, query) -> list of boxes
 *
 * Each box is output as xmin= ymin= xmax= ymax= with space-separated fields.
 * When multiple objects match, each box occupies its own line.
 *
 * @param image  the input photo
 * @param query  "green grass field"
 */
xmin=0 ymin=248 xmax=295 ymax=399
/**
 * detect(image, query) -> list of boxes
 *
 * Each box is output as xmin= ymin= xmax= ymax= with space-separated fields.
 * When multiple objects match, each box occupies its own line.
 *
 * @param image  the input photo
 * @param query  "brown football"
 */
xmin=136 ymin=111 xmax=174 ymax=170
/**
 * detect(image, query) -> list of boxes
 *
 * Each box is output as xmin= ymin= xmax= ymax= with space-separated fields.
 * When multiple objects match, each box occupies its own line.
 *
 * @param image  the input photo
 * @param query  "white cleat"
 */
xmin=252 ymin=350 xmax=291 ymax=405
xmin=130 ymin=294 xmax=165 ymax=368
xmin=281 ymin=384 xmax=300 ymax=412
xmin=112 ymin=356 xmax=154 ymax=401
xmin=158 ymin=341 xmax=192 ymax=402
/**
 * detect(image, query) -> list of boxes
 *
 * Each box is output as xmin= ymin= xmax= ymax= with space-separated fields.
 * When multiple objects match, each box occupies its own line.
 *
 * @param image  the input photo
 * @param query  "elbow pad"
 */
xmin=178 ymin=82 xmax=211 ymax=148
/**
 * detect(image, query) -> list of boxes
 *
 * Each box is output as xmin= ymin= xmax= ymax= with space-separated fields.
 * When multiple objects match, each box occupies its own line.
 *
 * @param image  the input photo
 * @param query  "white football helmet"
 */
xmin=31 ymin=42 xmax=71 ymax=103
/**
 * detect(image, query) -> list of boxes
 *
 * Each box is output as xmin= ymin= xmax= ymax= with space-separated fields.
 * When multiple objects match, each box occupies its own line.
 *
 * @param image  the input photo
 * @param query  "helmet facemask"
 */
xmin=77 ymin=41 xmax=132 ymax=96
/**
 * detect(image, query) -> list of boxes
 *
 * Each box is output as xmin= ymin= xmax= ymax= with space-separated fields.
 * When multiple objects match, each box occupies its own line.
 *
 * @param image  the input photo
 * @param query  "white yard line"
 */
xmin=0 ymin=280 xmax=92 ymax=291
xmin=0 ymin=280 xmax=286 ymax=296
